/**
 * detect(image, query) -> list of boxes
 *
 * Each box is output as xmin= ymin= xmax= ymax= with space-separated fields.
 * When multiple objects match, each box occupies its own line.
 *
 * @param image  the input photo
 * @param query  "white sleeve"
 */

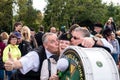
xmin=19 ymin=51 xmax=40 ymax=74
xmin=101 ymin=38 xmax=113 ymax=53
xmin=40 ymin=59 xmax=49 ymax=80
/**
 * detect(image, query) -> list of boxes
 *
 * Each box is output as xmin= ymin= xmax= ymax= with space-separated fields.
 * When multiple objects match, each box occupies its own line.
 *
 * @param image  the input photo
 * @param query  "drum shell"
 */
xmin=61 ymin=46 xmax=120 ymax=80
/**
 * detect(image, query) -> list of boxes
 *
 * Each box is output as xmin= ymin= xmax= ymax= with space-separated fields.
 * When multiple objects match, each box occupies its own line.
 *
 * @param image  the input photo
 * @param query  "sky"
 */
xmin=33 ymin=0 xmax=47 ymax=13
xmin=33 ymin=0 xmax=120 ymax=13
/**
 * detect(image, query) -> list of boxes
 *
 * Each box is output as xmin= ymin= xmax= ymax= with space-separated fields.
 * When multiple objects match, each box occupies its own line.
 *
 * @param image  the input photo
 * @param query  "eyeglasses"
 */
xmin=11 ymin=38 xmax=17 ymax=40
xmin=72 ymin=36 xmax=80 ymax=40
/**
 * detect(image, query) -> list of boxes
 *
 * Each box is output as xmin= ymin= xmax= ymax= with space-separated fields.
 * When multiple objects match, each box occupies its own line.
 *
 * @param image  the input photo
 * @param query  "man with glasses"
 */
xmin=49 ymin=26 xmax=113 ymax=80
xmin=71 ymin=27 xmax=113 ymax=52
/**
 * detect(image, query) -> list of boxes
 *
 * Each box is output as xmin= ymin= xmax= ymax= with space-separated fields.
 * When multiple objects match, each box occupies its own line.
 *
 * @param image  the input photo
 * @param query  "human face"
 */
xmin=50 ymin=27 xmax=57 ymax=33
xmin=59 ymin=40 xmax=70 ymax=53
xmin=94 ymin=27 xmax=102 ymax=33
xmin=44 ymin=34 xmax=59 ymax=54
xmin=17 ymin=38 xmax=22 ymax=44
xmin=10 ymin=38 xmax=18 ymax=45
xmin=111 ymin=32 xmax=115 ymax=40
xmin=18 ymin=25 xmax=22 ymax=30
xmin=71 ymin=31 xmax=84 ymax=46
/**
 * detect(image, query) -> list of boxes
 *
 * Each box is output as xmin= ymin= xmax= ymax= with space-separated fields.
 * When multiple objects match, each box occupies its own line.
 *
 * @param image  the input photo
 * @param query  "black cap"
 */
xmin=58 ymin=33 xmax=72 ymax=41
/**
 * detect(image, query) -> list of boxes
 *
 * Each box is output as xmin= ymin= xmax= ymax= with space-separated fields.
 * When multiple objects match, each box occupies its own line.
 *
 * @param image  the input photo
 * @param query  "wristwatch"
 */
xmin=92 ymin=37 xmax=98 ymax=45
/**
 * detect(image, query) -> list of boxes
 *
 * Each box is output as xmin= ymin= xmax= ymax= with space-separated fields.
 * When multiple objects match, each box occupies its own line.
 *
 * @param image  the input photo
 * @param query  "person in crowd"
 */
xmin=2 ymin=34 xmax=21 ymax=80
xmin=57 ymin=26 xmax=66 ymax=36
xmin=30 ymin=27 xmax=38 ymax=48
xmin=0 ymin=36 xmax=6 ymax=80
xmin=18 ymin=26 xmax=34 ymax=56
xmin=110 ymin=32 xmax=120 ymax=65
xmin=104 ymin=17 xmax=116 ymax=32
xmin=50 ymin=27 xmax=57 ymax=33
xmin=35 ymin=26 xmax=44 ymax=46
xmin=60 ymin=26 xmax=66 ymax=33
xmin=0 ymin=32 xmax=9 ymax=46
xmin=14 ymin=31 xmax=22 ymax=45
xmin=69 ymin=24 xmax=80 ymax=34
xmin=58 ymin=33 xmax=71 ymax=54
xmin=109 ymin=17 xmax=116 ymax=31
xmin=103 ymin=29 xmax=120 ymax=65
xmin=91 ymin=23 xmax=103 ymax=36
xmin=70 ymin=26 xmax=113 ymax=52
xmin=116 ymin=30 xmax=120 ymax=67
xmin=40 ymin=32 xmax=71 ymax=80
xmin=13 ymin=22 xmax=23 ymax=33
xmin=4 ymin=32 xmax=59 ymax=80
xmin=30 ymin=27 xmax=36 ymax=37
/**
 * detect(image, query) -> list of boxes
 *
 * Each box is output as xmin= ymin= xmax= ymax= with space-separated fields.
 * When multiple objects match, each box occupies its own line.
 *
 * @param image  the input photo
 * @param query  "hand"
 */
xmin=49 ymin=74 xmax=59 ymax=80
xmin=4 ymin=52 xmax=14 ymax=71
xmin=4 ymin=60 xmax=14 ymax=71
xmin=81 ymin=37 xmax=95 ymax=48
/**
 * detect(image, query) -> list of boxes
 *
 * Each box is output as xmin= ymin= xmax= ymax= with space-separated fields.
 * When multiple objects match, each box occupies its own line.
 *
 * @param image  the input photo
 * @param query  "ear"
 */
xmin=43 ymin=43 xmax=48 ymax=49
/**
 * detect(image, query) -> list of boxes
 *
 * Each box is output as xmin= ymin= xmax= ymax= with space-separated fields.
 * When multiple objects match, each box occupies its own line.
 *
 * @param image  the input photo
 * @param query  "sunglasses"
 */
xmin=72 ymin=36 xmax=80 ymax=40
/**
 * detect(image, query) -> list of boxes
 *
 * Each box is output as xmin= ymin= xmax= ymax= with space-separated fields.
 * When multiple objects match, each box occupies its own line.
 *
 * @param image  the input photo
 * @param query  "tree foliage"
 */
xmin=0 ymin=0 xmax=43 ymax=33
xmin=14 ymin=0 xmax=43 ymax=31
xmin=43 ymin=0 xmax=120 ymax=31
xmin=1 ymin=0 xmax=120 ymax=33
xmin=0 ymin=0 xmax=13 ymax=33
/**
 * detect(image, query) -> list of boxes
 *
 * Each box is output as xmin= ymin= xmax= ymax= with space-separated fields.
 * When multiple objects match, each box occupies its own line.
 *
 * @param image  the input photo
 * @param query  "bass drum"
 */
xmin=60 ymin=46 xmax=120 ymax=80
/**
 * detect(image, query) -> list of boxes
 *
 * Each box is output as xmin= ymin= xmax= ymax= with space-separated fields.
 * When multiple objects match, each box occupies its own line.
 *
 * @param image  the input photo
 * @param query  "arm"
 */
xmin=100 ymin=38 xmax=113 ymax=53
xmin=81 ymin=37 xmax=113 ymax=52
xmin=2 ymin=46 xmax=9 ymax=62
xmin=4 ymin=51 xmax=40 ymax=74
xmin=81 ymin=37 xmax=103 ymax=48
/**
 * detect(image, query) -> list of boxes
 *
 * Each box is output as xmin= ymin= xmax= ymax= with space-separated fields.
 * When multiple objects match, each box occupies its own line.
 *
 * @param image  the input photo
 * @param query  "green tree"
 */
xmin=43 ymin=0 xmax=108 ymax=31
xmin=106 ymin=3 xmax=120 ymax=29
xmin=13 ymin=0 xmax=43 ymax=31
xmin=0 ymin=0 xmax=13 ymax=33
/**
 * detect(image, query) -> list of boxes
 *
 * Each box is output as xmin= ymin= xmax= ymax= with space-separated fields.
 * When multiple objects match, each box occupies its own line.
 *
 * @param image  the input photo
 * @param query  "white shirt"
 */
xmin=101 ymin=38 xmax=114 ymax=53
xmin=19 ymin=49 xmax=54 ymax=74
xmin=40 ymin=58 xmax=57 ymax=80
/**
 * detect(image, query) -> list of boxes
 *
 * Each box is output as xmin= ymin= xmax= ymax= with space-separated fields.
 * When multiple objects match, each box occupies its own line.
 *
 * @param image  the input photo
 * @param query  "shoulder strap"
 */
xmin=47 ymin=59 xmax=51 ymax=78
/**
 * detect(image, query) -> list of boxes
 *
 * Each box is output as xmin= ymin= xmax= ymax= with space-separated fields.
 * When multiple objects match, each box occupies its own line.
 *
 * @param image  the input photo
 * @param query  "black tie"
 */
xmin=50 ymin=55 xmax=59 ymax=62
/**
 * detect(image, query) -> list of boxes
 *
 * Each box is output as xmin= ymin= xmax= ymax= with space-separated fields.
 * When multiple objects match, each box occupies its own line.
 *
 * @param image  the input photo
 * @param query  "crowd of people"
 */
xmin=0 ymin=17 xmax=120 ymax=80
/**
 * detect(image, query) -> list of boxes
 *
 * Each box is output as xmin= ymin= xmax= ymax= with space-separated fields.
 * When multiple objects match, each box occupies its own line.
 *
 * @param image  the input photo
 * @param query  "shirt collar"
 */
xmin=45 ymin=49 xmax=53 ymax=58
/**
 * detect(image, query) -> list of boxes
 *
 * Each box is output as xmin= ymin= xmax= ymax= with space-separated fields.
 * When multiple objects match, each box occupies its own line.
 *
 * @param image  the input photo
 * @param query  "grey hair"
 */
xmin=42 ymin=32 xmax=56 ymax=43
xmin=74 ymin=27 xmax=90 ymax=37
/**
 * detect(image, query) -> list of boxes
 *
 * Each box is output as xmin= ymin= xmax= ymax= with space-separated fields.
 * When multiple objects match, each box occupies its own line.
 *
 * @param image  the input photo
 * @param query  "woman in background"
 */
xmin=2 ymin=34 xmax=21 ymax=80
xmin=0 ymin=32 xmax=9 ymax=46
xmin=19 ymin=26 xmax=33 ymax=56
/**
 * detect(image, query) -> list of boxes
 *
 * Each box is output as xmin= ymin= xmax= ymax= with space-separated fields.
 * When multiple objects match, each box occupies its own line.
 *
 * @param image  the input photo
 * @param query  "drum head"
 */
xmin=60 ymin=46 xmax=120 ymax=80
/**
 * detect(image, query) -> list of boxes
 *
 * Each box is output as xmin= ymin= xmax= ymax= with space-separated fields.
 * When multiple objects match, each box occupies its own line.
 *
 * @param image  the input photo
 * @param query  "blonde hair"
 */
xmin=21 ymin=26 xmax=31 ymax=42
xmin=0 ymin=32 xmax=9 ymax=40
